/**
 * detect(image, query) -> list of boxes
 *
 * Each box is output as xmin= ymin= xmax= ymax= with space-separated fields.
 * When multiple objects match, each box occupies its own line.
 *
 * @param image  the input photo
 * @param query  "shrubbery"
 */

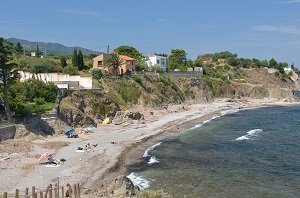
xmin=132 ymin=76 xmax=142 ymax=84
xmin=90 ymin=68 xmax=103 ymax=79
xmin=62 ymin=66 xmax=79 ymax=75
xmin=9 ymin=79 xmax=58 ymax=115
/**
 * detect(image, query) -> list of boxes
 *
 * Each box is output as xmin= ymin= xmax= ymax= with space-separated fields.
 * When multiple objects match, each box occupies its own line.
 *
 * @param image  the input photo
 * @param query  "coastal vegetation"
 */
xmin=0 ymin=37 xmax=298 ymax=125
xmin=9 ymin=79 xmax=58 ymax=116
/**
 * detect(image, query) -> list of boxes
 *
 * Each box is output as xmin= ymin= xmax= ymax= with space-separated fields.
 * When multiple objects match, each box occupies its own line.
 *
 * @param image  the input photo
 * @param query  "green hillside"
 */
xmin=7 ymin=37 xmax=100 ymax=55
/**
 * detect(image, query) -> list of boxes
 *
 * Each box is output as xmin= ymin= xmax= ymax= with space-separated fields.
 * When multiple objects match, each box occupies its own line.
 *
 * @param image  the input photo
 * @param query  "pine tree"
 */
xmin=15 ymin=42 xmax=23 ymax=55
xmin=0 ymin=38 xmax=19 ymax=122
xmin=77 ymin=50 xmax=85 ymax=70
xmin=60 ymin=56 xmax=67 ymax=67
xmin=72 ymin=49 xmax=78 ymax=66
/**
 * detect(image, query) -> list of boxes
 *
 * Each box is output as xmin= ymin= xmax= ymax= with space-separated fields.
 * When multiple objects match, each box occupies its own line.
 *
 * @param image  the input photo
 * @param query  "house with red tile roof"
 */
xmin=93 ymin=53 xmax=135 ymax=75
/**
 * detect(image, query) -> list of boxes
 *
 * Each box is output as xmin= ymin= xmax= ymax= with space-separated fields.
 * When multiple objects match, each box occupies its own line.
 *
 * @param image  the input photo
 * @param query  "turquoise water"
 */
xmin=129 ymin=106 xmax=300 ymax=197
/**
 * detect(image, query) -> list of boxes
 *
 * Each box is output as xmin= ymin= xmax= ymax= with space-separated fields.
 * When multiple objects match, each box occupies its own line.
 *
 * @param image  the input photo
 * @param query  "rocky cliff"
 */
xmin=57 ymin=68 xmax=298 ymax=127
xmin=57 ymin=76 xmax=213 ymax=127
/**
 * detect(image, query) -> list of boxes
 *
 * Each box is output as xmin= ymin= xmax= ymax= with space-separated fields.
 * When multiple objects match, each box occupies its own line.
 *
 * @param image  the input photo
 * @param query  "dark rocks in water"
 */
xmin=109 ymin=175 xmax=139 ymax=197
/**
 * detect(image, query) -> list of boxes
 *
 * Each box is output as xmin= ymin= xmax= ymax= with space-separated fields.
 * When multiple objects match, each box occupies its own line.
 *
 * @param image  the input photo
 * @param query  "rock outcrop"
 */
xmin=112 ymin=111 xmax=144 ymax=125
xmin=58 ymin=90 xmax=120 ymax=127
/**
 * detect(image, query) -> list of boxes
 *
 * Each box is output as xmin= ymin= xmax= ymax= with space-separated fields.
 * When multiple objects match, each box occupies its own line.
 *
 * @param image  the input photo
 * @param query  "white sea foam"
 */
xmin=127 ymin=172 xmax=150 ymax=190
xmin=147 ymin=156 xmax=159 ymax=164
xmin=220 ymin=109 xmax=241 ymax=116
xmin=235 ymin=129 xmax=263 ymax=141
xmin=191 ymin=115 xmax=220 ymax=129
xmin=143 ymin=142 xmax=162 ymax=157
xmin=192 ymin=108 xmax=243 ymax=130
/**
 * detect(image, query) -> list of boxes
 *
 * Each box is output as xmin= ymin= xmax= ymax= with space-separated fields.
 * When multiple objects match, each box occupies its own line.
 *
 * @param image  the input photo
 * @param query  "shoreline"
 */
xmin=0 ymin=98 xmax=299 ymax=195
xmin=89 ymin=98 xmax=300 ymax=195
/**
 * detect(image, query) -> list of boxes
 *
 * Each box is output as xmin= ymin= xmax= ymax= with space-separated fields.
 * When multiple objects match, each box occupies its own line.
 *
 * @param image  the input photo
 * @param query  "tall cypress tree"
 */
xmin=60 ymin=56 xmax=67 ymax=67
xmin=36 ymin=45 xmax=40 ymax=58
xmin=72 ymin=49 xmax=78 ymax=66
xmin=77 ymin=50 xmax=84 ymax=70
xmin=15 ymin=42 xmax=23 ymax=55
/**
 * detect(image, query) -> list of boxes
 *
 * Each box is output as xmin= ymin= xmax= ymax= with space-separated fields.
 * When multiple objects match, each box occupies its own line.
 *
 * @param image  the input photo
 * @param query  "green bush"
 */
xmin=90 ymin=68 xmax=103 ymax=80
xmin=62 ymin=66 xmax=79 ymax=75
xmin=8 ymin=79 xmax=58 ymax=115
xmin=30 ymin=60 xmax=55 ymax=73
xmin=132 ymin=76 xmax=142 ymax=84
xmin=124 ymin=69 xmax=132 ymax=78
xmin=118 ymin=80 xmax=142 ymax=104
xmin=34 ymin=98 xmax=45 ymax=105
xmin=19 ymin=58 xmax=58 ymax=73
xmin=30 ymin=103 xmax=53 ymax=114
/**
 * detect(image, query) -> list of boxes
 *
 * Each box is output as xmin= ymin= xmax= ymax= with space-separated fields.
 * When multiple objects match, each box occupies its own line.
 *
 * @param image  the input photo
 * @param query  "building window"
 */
xmin=161 ymin=58 xmax=166 ymax=66
xmin=126 ymin=60 xmax=132 ymax=65
xmin=98 ymin=61 xmax=103 ymax=66
xmin=156 ymin=59 xmax=160 ymax=64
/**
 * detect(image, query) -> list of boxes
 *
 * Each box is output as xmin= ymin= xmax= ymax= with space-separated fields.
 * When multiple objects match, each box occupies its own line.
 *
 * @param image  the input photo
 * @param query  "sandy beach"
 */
xmin=0 ymin=98 xmax=298 ymax=195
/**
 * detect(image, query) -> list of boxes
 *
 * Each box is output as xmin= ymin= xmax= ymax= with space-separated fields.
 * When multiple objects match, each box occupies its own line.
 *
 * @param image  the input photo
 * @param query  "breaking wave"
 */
xmin=143 ymin=142 xmax=161 ymax=158
xmin=127 ymin=172 xmax=150 ymax=190
xmin=147 ymin=156 xmax=159 ymax=164
xmin=235 ymin=129 xmax=263 ymax=141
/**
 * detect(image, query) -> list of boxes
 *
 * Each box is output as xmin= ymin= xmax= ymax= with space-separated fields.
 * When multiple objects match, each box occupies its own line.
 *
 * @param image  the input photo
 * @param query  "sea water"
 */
xmin=128 ymin=106 xmax=300 ymax=197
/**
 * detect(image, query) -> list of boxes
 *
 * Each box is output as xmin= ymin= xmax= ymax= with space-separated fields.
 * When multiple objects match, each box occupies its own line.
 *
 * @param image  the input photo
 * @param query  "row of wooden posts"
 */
xmin=2 ymin=183 xmax=80 ymax=198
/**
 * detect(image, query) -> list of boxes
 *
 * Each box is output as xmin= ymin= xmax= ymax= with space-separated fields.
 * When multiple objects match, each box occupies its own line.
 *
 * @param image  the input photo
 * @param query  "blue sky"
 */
xmin=1 ymin=0 xmax=300 ymax=65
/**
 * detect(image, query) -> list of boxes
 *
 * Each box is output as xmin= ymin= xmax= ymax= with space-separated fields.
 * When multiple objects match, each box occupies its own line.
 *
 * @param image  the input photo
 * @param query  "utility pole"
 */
xmin=107 ymin=45 xmax=109 ymax=55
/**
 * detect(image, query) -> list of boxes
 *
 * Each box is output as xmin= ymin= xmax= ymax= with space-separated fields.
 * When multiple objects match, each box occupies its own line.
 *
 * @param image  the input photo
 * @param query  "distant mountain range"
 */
xmin=7 ymin=38 xmax=100 ymax=55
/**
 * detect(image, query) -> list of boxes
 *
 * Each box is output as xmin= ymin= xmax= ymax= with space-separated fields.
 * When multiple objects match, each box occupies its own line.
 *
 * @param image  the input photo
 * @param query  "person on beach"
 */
xmin=47 ymin=154 xmax=54 ymax=164
xmin=84 ymin=143 xmax=94 ymax=152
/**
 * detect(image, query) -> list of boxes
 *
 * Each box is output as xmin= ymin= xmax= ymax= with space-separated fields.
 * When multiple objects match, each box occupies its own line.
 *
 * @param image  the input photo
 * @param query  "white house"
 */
xmin=146 ymin=54 xmax=168 ymax=72
xmin=284 ymin=67 xmax=292 ymax=73
xmin=19 ymin=71 xmax=93 ymax=89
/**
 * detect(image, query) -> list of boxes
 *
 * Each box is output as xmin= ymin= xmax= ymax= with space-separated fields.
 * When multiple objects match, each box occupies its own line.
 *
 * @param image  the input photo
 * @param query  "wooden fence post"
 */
xmin=49 ymin=184 xmax=53 ymax=198
xmin=3 ymin=192 xmax=7 ymax=198
xmin=105 ymin=179 xmax=108 ymax=198
xmin=54 ymin=187 xmax=58 ymax=198
xmin=61 ymin=186 xmax=64 ymax=198
xmin=68 ymin=185 xmax=72 ymax=198
xmin=32 ymin=186 xmax=36 ymax=198
xmin=77 ymin=183 xmax=80 ymax=198
xmin=73 ymin=184 xmax=77 ymax=198
xmin=44 ymin=186 xmax=49 ymax=198
xmin=15 ymin=189 xmax=19 ymax=198
xmin=40 ymin=191 xmax=43 ymax=198
xmin=25 ymin=188 xmax=29 ymax=197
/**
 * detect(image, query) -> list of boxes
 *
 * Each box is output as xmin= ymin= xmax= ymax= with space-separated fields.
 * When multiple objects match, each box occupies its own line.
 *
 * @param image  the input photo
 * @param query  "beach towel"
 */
xmin=64 ymin=128 xmax=75 ymax=135
xmin=46 ymin=164 xmax=60 ymax=168
xmin=102 ymin=118 xmax=110 ymax=125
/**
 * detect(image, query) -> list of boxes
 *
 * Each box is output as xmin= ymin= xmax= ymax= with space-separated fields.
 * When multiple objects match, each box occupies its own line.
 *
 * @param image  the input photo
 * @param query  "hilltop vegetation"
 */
xmin=7 ymin=37 xmax=99 ymax=55
xmin=195 ymin=51 xmax=292 ymax=74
